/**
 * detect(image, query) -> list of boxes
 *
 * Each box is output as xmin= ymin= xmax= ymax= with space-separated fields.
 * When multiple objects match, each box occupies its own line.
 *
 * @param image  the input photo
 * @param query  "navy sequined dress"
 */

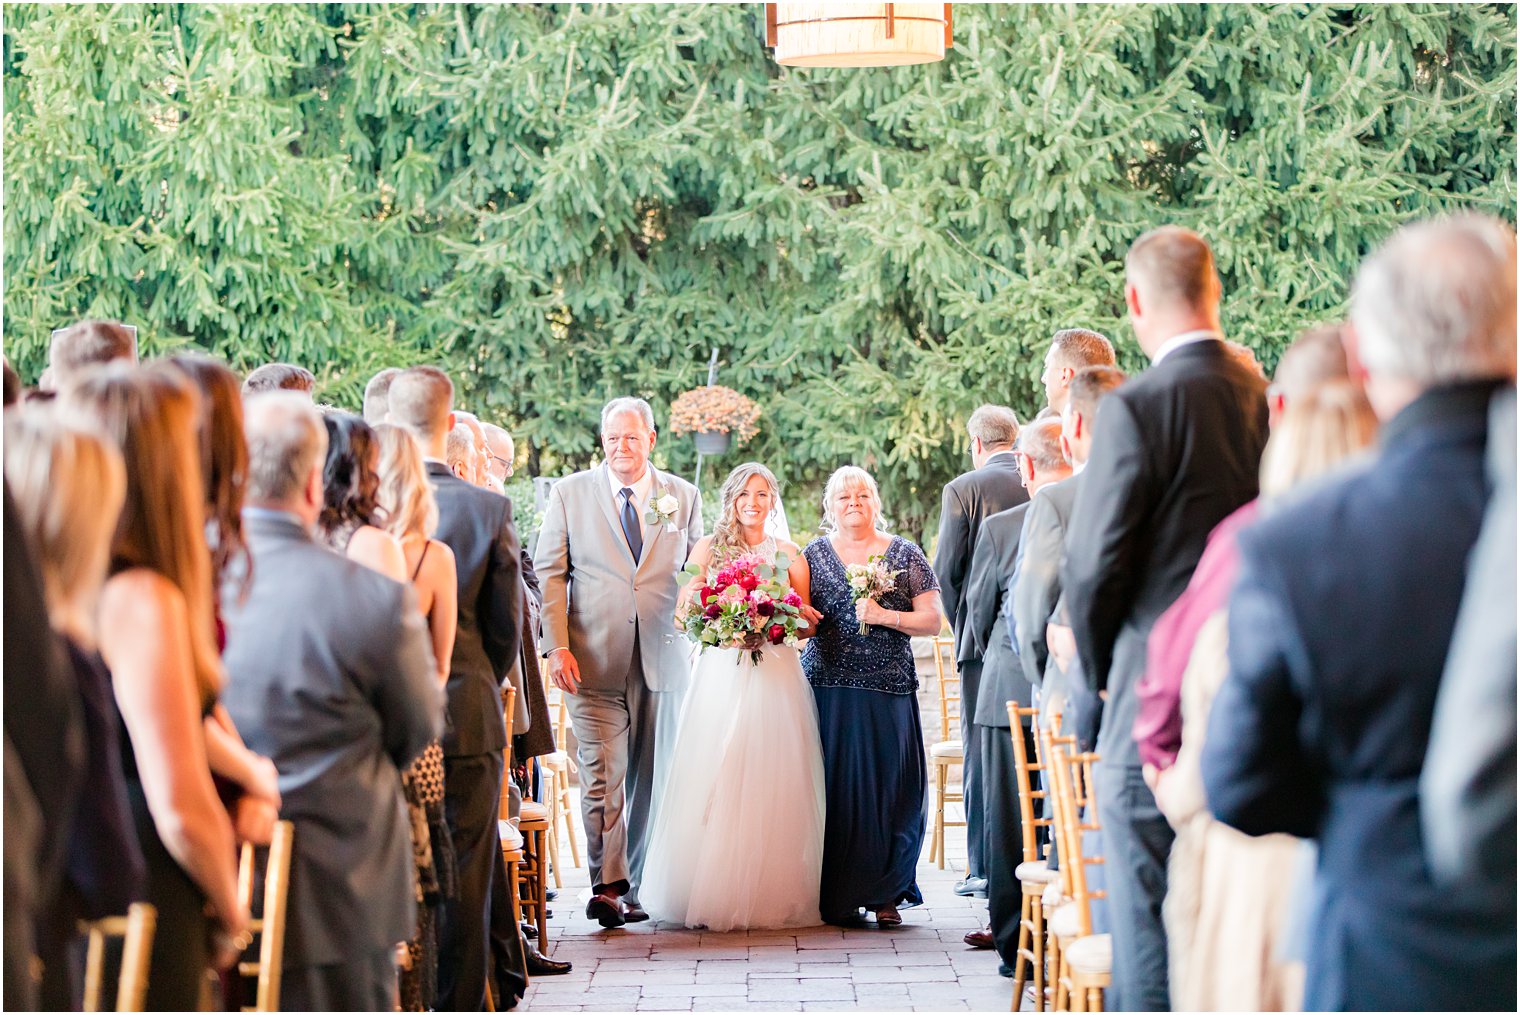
xmin=801 ymin=535 xmax=936 ymax=923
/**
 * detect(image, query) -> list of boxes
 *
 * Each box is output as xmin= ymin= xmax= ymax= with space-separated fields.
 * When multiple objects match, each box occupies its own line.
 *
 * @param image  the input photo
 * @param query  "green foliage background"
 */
xmin=5 ymin=3 xmax=1515 ymax=541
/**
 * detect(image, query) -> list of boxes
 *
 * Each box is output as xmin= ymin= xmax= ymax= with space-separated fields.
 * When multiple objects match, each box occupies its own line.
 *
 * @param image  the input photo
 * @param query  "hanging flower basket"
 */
xmin=669 ymin=385 xmax=761 ymax=454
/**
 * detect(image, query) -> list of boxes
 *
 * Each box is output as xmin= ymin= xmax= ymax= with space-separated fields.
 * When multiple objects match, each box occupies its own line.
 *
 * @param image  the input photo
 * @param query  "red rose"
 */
xmin=768 ymin=623 xmax=786 ymax=644
xmin=698 ymin=586 xmax=715 ymax=605
xmin=737 ymin=572 xmax=759 ymax=592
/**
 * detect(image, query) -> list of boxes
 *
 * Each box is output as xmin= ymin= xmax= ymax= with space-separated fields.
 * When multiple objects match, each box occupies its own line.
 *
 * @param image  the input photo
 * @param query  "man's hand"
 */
xmin=1046 ymin=622 xmax=1076 ymax=673
xmin=234 ymin=795 xmax=278 ymax=846
xmin=547 ymin=647 xmax=581 ymax=695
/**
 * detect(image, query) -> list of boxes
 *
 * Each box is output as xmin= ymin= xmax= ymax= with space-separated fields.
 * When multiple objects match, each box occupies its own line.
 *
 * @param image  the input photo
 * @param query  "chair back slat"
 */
xmin=1006 ymin=702 xmax=1049 ymax=864
xmin=932 ymin=633 xmax=961 ymax=742
xmin=80 ymin=901 xmax=157 ymax=1012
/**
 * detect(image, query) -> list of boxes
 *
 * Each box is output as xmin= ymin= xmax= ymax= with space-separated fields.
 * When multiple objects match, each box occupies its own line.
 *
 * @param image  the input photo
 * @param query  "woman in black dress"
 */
xmin=801 ymin=466 xmax=943 ymax=927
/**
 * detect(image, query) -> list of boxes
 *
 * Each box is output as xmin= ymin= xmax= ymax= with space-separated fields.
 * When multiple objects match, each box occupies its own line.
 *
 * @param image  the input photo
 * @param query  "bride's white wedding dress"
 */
xmin=640 ymin=541 xmax=827 ymax=931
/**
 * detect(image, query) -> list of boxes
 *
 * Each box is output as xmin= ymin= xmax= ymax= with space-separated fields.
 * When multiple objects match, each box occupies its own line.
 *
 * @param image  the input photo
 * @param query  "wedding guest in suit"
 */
xmin=4 ymin=410 xmax=148 ymax=1009
xmin=241 ymin=362 xmax=314 ymax=398
xmin=1063 ymin=226 xmax=1268 ymax=1010
xmin=1206 ymin=215 xmax=1518 ymax=1011
xmin=364 ymin=366 xmax=401 ymax=425
xmin=390 ymin=366 xmax=523 ymax=1010
xmin=1013 ymin=366 xmax=1126 ymax=736
xmin=803 ymin=467 xmax=941 ymax=928
xmin=933 ymin=404 xmax=1026 ymax=895
xmin=1146 ymin=376 xmax=1375 ymax=1012
xmin=221 ymin=392 xmax=440 ymax=1011
xmin=45 ymin=319 xmax=137 ymax=391
xmin=318 ymin=412 xmax=407 ymax=580
xmin=534 ymin=397 xmax=703 ymax=926
xmin=1038 ymin=327 xmax=1117 ymax=414
xmin=446 ymin=423 xmax=480 ymax=483
xmin=963 ymin=418 xmax=1070 ymax=968
xmin=67 ymin=364 xmax=247 ymax=1010
xmin=1422 ymin=388 xmax=1516 ymax=891
xmin=1134 ymin=323 xmax=1353 ymax=773
xmin=482 ymin=423 xmax=515 ymax=489
xmin=453 ymin=410 xmax=495 ymax=486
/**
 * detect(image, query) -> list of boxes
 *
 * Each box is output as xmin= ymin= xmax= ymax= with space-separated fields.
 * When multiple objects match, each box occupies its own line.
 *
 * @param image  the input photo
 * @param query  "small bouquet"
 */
xmin=844 ymin=554 xmax=903 ymax=635
xmin=679 ymin=551 xmax=805 ymax=663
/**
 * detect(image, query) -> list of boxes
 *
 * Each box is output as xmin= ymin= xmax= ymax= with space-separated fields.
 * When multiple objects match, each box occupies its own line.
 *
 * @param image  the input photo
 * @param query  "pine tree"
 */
xmin=5 ymin=3 xmax=1513 ymax=540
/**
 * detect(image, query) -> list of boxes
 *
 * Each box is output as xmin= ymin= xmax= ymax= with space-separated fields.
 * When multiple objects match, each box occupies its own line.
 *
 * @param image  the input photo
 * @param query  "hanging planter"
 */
xmin=693 ymin=430 xmax=733 ymax=456
xmin=669 ymin=385 xmax=761 ymax=456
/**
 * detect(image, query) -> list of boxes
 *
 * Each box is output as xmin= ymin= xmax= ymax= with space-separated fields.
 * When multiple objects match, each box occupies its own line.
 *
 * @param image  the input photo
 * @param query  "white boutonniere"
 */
xmin=646 ymin=485 xmax=681 ymax=532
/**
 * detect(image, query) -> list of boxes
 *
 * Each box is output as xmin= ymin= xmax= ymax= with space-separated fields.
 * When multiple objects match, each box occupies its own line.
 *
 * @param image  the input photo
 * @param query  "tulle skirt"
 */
xmin=641 ymin=644 xmax=826 ymax=931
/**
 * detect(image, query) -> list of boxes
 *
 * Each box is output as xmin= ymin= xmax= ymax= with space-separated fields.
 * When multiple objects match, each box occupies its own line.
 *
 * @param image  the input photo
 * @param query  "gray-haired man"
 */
xmin=534 ymin=397 xmax=703 ymax=927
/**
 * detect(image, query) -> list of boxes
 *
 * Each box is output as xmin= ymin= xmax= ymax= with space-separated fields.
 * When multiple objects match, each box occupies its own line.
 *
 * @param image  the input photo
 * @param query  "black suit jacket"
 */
xmin=964 ymin=503 xmax=1032 ymax=728
xmin=222 ymin=513 xmax=442 ymax=967
xmin=1202 ymin=382 xmax=1514 ymax=1011
xmin=427 ymin=462 xmax=523 ymax=757
xmin=1011 ymin=473 xmax=1083 ymax=694
xmin=1063 ymin=338 xmax=1267 ymax=766
xmin=934 ymin=452 xmax=1028 ymax=663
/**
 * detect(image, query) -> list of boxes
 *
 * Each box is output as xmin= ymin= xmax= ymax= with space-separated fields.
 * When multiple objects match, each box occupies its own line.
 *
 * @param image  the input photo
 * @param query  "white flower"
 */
xmin=657 ymin=493 xmax=679 ymax=515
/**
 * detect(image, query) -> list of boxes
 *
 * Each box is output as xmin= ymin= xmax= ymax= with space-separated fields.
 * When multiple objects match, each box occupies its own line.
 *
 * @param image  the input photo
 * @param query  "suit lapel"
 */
xmin=596 ymin=463 xmax=638 ymax=568
xmin=635 ymin=468 xmax=669 ymax=576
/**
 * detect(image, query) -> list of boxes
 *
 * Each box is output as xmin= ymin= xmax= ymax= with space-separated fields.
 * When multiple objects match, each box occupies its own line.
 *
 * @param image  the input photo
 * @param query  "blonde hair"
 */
xmin=375 ymin=423 xmax=438 ymax=540
xmin=821 ymin=465 xmax=886 ymax=533
xmin=711 ymin=462 xmax=780 ymax=561
xmin=65 ymin=362 xmax=223 ymax=705
xmin=1259 ymin=379 xmax=1378 ymax=498
xmin=4 ymin=406 xmax=126 ymax=646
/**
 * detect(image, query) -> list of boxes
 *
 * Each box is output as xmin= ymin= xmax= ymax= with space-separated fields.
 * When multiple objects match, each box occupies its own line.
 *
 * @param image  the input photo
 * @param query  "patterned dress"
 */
xmin=800 ymin=535 xmax=937 ymax=924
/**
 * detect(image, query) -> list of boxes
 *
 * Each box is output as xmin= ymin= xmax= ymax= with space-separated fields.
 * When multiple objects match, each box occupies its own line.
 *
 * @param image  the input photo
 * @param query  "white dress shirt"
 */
xmin=608 ymin=466 xmax=655 ymax=517
xmin=1152 ymin=328 xmax=1223 ymax=365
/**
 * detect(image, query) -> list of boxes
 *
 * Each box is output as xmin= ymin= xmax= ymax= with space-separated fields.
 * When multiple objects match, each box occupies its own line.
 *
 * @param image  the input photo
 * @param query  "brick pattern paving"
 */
xmin=519 ymin=823 xmax=1021 ymax=1012
xmin=520 ymin=640 xmax=1026 ymax=1011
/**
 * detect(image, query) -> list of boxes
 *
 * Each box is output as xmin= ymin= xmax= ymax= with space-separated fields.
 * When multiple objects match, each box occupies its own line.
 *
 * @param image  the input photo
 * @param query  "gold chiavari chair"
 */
xmin=235 ymin=820 xmax=295 ymax=1012
xmin=927 ymin=631 xmax=965 ymax=868
xmin=80 ymin=902 xmax=156 ymax=1013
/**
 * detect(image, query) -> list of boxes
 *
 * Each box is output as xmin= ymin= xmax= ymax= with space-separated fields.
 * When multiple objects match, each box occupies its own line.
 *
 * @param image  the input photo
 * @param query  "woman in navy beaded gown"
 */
xmin=801 ymin=466 xmax=944 ymax=928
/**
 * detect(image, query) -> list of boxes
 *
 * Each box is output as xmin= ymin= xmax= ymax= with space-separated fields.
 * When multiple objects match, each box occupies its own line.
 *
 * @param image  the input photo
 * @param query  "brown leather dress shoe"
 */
xmin=874 ymin=905 xmax=903 ymax=929
xmin=964 ymin=929 xmax=995 ymax=949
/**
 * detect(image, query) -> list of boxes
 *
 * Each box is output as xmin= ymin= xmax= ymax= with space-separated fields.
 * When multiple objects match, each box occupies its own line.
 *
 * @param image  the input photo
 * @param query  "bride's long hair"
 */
xmin=710 ymin=462 xmax=781 ymax=562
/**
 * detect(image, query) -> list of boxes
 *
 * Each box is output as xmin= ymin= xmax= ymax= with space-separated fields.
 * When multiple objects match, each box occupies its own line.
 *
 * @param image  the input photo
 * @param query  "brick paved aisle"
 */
xmin=519 ymin=807 xmax=1021 ymax=1012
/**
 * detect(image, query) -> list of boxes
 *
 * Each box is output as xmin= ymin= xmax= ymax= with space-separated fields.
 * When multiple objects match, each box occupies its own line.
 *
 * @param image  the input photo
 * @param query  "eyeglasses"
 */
xmin=490 ymin=454 xmax=514 ymax=474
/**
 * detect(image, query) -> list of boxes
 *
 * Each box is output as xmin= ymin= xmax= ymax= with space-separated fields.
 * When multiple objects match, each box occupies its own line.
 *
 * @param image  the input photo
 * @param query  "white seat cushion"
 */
xmin=541 ymin=749 xmax=570 ymax=771
xmin=1042 ymin=881 xmax=1066 ymax=908
xmin=498 ymin=819 xmax=524 ymax=852
xmin=929 ymin=740 xmax=964 ymax=760
xmin=1016 ymin=860 xmax=1059 ymax=885
xmin=1050 ymin=901 xmax=1079 ymax=940
xmin=1065 ymin=933 xmax=1112 ymax=975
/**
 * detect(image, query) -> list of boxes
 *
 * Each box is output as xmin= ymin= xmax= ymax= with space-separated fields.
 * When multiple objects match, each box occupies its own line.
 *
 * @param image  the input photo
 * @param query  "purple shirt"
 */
xmin=1134 ymin=501 xmax=1259 ymax=770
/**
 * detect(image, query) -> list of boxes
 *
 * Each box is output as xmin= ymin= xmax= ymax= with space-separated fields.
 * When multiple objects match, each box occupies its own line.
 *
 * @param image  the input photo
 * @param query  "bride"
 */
xmin=640 ymin=462 xmax=828 ymax=931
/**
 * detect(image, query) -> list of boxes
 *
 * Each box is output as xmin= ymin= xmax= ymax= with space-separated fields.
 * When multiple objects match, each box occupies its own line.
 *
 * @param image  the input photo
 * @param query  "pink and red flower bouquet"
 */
xmin=679 ymin=551 xmax=804 ymax=662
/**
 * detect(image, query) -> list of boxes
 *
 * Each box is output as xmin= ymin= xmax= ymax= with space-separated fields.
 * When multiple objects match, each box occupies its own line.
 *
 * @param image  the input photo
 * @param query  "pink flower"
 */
xmin=782 ymin=591 xmax=802 ymax=607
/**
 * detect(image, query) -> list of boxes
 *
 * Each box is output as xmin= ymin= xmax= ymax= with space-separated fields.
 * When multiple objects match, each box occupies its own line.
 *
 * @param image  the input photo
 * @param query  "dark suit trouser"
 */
xmin=439 ymin=750 xmax=504 ymax=1012
xmin=282 ymin=948 xmax=396 ymax=1012
xmin=959 ymin=660 xmax=986 ymax=879
xmin=981 ymin=720 xmax=1034 ymax=968
xmin=1094 ymin=762 xmax=1173 ymax=1012
xmin=489 ymin=823 xmax=528 ymax=1009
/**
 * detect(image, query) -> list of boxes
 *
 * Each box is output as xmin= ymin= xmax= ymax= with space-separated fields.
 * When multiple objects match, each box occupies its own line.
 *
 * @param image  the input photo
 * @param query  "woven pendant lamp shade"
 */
xmin=765 ymin=3 xmax=952 ymax=68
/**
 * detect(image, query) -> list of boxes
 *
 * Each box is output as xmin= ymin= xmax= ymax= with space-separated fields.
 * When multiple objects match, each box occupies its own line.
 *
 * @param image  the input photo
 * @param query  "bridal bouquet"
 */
xmin=679 ymin=551 xmax=805 ymax=662
xmin=844 ymin=555 xmax=903 ymax=635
